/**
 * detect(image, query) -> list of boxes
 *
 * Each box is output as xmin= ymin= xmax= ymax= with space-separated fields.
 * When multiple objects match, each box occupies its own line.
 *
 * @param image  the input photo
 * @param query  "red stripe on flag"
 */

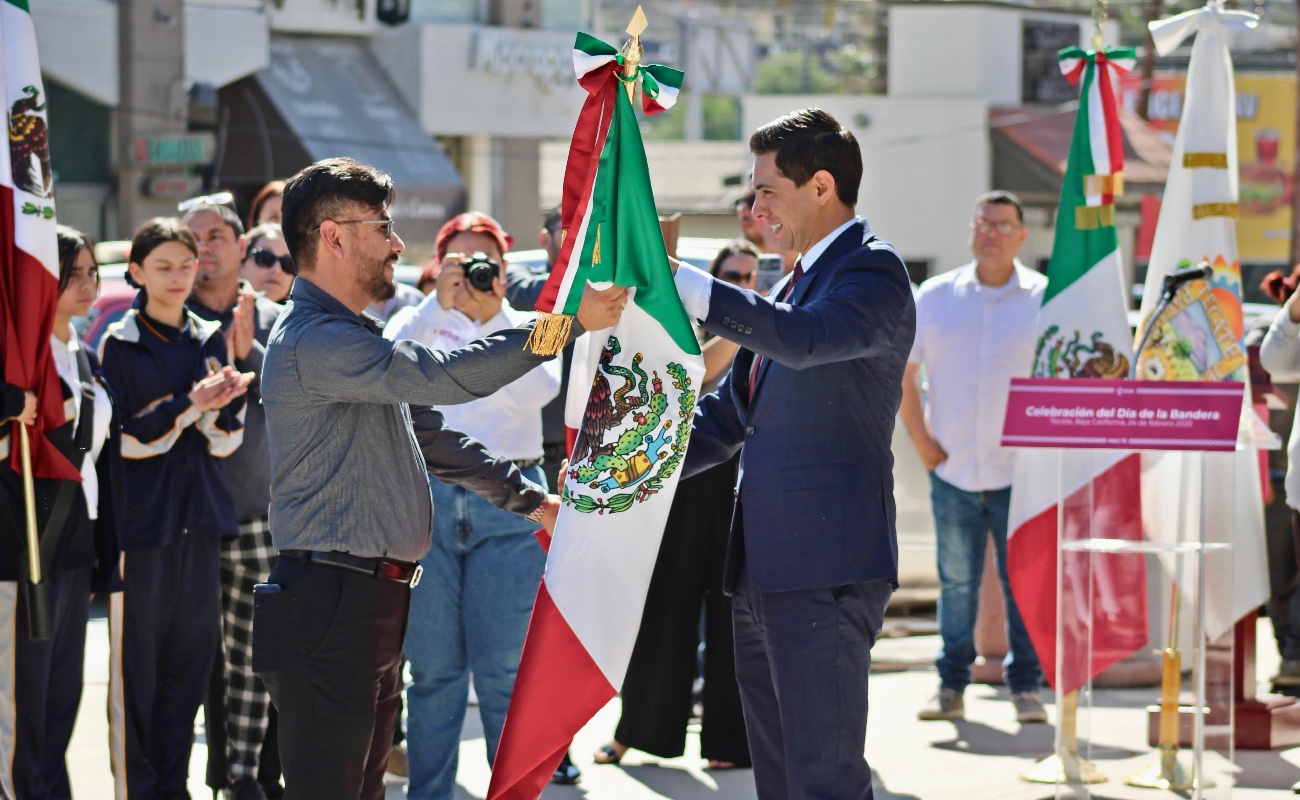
xmin=488 ymin=583 xmax=616 ymax=800
xmin=0 ymin=185 xmax=78 ymax=481
xmin=1095 ymin=52 xmax=1126 ymax=189
xmin=1008 ymin=453 xmax=1148 ymax=696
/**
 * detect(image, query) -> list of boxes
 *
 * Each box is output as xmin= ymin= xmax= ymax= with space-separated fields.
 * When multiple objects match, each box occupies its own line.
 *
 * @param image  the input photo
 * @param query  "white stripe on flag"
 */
xmin=572 ymin=52 xmax=617 ymax=80
xmin=1086 ymin=65 xmax=1111 ymax=207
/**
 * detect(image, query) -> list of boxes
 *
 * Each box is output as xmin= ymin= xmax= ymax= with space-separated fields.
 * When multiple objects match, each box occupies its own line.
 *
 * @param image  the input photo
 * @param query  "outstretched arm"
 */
xmin=409 ymin=405 xmax=547 ymax=516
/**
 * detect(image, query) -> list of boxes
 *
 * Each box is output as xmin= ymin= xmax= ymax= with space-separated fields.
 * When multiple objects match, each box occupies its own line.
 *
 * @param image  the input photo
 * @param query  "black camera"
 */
xmin=462 ymin=252 xmax=500 ymax=292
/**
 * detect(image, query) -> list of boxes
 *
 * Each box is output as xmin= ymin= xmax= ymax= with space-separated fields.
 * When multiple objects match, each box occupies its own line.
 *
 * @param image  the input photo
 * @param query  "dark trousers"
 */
xmin=8 ymin=566 xmax=91 ymax=800
xmin=615 ymin=456 xmax=749 ymax=764
xmin=732 ymin=561 xmax=893 ymax=800
xmin=254 ymin=556 xmax=409 ymax=800
xmin=110 ymin=534 xmax=222 ymax=800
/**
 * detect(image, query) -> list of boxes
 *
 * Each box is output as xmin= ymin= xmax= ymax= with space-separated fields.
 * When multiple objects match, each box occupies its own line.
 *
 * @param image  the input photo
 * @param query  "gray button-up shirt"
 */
xmin=262 ymin=277 xmax=561 ymax=562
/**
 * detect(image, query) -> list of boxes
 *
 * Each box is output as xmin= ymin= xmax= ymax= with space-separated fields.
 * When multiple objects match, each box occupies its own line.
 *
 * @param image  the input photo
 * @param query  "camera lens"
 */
xmin=463 ymin=252 xmax=499 ymax=292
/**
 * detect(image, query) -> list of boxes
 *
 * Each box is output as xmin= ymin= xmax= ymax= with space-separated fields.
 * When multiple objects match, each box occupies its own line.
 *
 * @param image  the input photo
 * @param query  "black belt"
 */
xmin=280 ymin=549 xmax=423 ymax=587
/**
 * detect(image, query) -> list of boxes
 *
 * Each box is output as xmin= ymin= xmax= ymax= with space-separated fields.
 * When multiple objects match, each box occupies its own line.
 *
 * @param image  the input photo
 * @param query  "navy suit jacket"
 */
xmin=683 ymin=220 xmax=916 ymax=593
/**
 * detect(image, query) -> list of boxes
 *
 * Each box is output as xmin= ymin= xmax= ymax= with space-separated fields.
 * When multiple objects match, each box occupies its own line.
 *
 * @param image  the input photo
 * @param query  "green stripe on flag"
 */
xmin=4 ymin=0 xmax=31 ymax=11
xmin=572 ymin=89 xmax=699 ymax=355
xmin=1041 ymin=59 xmax=1119 ymax=307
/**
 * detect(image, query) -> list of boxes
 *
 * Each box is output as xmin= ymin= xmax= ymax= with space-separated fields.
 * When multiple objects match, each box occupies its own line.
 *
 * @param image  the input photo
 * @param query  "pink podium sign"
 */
xmin=1000 ymin=378 xmax=1244 ymax=451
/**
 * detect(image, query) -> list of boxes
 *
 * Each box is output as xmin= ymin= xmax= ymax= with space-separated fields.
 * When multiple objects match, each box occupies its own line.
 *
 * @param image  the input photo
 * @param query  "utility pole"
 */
xmin=1139 ymin=0 xmax=1161 ymax=119
xmin=117 ymin=0 xmax=188 ymax=235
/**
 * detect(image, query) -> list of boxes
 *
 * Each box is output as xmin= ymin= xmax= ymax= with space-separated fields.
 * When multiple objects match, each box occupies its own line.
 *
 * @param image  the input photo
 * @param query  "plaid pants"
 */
xmin=221 ymin=517 xmax=277 ymax=781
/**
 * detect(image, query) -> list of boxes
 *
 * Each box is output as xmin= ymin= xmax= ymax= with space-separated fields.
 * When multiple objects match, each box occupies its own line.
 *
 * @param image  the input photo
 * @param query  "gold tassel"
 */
xmin=526 ymin=312 xmax=575 ymax=356
xmin=1192 ymin=202 xmax=1238 ymax=219
xmin=1075 ymin=204 xmax=1116 ymax=230
xmin=1184 ymin=152 xmax=1228 ymax=169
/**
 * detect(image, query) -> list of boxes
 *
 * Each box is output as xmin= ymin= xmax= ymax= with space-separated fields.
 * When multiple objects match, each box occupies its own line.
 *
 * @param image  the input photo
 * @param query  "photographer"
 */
xmin=255 ymin=160 xmax=625 ymax=800
xmin=386 ymin=213 xmax=561 ymax=800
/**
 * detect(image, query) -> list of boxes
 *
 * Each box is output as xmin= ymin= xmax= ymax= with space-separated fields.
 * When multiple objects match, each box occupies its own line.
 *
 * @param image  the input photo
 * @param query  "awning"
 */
xmin=216 ymin=35 xmax=465 ymax=244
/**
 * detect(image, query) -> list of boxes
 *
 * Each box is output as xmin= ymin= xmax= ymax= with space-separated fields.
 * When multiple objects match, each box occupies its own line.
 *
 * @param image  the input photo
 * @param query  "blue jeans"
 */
xmin=930 ymin=472 xmax=1043 ymax=695
xmin=404 ymin=465 xmax=548 ymax=800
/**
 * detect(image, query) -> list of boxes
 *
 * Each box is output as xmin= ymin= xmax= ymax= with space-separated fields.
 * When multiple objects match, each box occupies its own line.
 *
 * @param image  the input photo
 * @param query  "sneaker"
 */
xmin=1012 ymin=692 xmax=1049 ymax=723
xmin=387 ymin=742 xmax=409 ymax=777
xmin=917 ymin=688 xmax=964 ymax=721
xmin=552 ymin=751 xmax=582 ymax=785
xmin=226 ymin=777 xmax=268 ymax=800
xmin=1274 ymin=659 xmax=1300 ymax=687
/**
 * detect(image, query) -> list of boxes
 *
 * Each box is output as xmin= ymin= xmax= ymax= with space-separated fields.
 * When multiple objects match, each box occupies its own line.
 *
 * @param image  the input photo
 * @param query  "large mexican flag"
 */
xmin=1007 ymin=46 xmax=1149 ymax=696
xmin=1137 ymin=4 xmax=1267 ymax=642
xmin=487 ymin=32 xmax=701 ymax=800
xmin=0 ymin=0 xmax=74 ymax=483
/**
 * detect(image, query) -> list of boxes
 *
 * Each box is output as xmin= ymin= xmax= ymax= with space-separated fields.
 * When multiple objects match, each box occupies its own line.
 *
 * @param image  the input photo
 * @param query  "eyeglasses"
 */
xmin=178 ymin=191 xmax=235 ymax=213
xmin=719 ymin=270 xmax=755 ymax=284
xmin=248 ymin=248 xmax=295 ymax=272
xmin=971 ymin=219 xmax=1021 ymax=236
xmin=331 ymin=218 xmax=396 ymax=239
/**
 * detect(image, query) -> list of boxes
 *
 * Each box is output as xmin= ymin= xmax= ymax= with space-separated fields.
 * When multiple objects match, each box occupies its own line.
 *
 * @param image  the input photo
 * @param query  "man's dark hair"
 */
xmin=56 ymin=224 xmax=99 ymax=294
xmin=281 ymin=158 xmax=395 ymax=270
xmin=183 ymin=202 xmax=245 ymax=238
xmin=749 ymin=108 xmax=862 ymax=206
xmin=542 ymin=207 xmax=562 ymax=233
xmin=974 ymin=190 xmax=1024 ymax=224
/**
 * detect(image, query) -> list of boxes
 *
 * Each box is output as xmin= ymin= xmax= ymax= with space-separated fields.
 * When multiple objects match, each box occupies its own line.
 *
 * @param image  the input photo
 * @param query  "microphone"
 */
xmin=1161 ymin=262 xmax=1213 ymax=297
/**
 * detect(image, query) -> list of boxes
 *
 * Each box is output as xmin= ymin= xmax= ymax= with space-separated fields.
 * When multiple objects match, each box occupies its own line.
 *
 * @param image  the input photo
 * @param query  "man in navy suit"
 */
xmin=672 ymin=108 xmax=915 ymax=799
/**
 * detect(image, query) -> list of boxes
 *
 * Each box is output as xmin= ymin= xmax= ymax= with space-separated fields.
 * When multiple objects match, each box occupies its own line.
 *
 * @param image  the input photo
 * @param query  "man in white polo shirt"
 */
xmin=901 ymin=190 xmax=1049 ymax=724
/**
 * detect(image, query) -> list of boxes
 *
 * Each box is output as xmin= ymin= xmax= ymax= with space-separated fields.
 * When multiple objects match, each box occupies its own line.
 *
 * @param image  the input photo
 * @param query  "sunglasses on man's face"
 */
xmin=248 ymin=248 xmax=295 ymax=273
xmin=178 ymin=191 xmax=235 ymax=213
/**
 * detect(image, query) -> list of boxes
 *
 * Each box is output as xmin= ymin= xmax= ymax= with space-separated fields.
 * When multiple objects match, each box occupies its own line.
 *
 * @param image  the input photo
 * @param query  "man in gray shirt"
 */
xmin=253 ymin=158 xmax=625 ymax=800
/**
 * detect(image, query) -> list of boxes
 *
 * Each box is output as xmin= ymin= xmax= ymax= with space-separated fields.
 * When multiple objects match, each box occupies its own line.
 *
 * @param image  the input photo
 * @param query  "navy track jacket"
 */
xmin=99 ymin=308 xmax=245 ymax=548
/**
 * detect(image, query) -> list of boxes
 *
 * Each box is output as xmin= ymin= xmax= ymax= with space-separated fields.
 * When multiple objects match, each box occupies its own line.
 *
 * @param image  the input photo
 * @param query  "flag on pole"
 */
xmin=1137 ymin=3 xmax=1265 ymax=641
xmin=0 ymin=0 xmax=77 ymax=482
xmin=1007 ymin=45 xmax=1150 ymax=696
xmin=487 ymin=27 xmax=702 ymax=800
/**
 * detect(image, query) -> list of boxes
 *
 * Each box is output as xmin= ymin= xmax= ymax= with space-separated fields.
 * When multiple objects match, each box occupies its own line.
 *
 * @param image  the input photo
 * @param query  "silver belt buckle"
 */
xmin=409 ymin=564 xmax=423 ymax=588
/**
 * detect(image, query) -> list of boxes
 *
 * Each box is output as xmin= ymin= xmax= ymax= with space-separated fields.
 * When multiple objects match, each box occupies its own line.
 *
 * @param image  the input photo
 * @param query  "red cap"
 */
xmin=435 ymin=212 xmax=514 ymax=262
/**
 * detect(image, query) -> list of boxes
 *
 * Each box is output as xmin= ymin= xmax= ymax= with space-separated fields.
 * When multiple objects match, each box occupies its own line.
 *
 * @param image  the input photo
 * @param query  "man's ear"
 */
xmin=318 ymin=220 xmax=346 ymax=260
xmin=237 ymin=234 xmax=248 ymax=261
xmin=811 ymin=169 xmax=839 ymax=206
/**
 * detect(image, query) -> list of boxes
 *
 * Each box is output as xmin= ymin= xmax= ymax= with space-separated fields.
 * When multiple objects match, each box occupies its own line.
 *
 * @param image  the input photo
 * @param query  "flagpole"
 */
xmin=621 ymin=6 xmax=647 ymax=105
xmin=19 ymin=423 xmax=52 ymax=640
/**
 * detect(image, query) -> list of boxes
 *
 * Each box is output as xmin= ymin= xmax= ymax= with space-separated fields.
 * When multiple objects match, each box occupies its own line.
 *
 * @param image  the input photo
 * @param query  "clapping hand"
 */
xmin=189 ymin=366 xmax=254 ymax=412
xmin=227 ymin=291 xmax=257 ymax=363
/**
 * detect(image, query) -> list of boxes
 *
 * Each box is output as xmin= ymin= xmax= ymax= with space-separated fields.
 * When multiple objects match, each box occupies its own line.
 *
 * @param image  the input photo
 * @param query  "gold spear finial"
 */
xmin=622 ymin=6 xmax=648 ymax=103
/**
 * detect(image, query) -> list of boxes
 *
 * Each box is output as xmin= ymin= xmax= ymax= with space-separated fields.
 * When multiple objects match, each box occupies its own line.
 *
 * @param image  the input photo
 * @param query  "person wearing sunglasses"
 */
xmin=242 ymin=223 xmax=296 ymax=304
xmin=183 ymin=203 xmax=290 ymax=800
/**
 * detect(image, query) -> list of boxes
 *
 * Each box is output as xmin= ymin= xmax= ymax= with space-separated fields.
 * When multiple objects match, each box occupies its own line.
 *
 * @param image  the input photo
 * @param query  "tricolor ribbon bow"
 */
xmin=573 ymin=31 xmax=683 ymax=116
xmin=1058 ymin=46 xmax=1136 ymax=228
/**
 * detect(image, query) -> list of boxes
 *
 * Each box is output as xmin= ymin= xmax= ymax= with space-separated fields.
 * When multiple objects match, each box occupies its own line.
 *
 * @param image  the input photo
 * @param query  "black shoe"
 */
xmin=260 ymin=781 xmax=284 ymax=800
xmin=226 ymin=777 xmax=268 ymax=800
xmin=552 ymin=752 xmax=581 ymax=785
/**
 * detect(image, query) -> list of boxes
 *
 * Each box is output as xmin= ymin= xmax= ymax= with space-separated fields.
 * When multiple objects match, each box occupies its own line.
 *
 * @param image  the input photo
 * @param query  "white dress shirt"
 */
xmin=50 ymin=325 xmax=112 ymax=519
xmin=909 ymin=261 xmax=1046 ymax=492
xmin=675 ymin=217 xmax=868 ymax=321
xmin=1260 ymin=309 xmax=1300 ymax=510
xmin=384 ymin=296 xmax=561 ymax=462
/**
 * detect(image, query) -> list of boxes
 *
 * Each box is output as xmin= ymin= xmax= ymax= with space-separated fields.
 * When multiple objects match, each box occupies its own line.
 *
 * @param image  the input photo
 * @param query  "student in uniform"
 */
xmin=99 ymin=218 xmax=254 ymax=800
xmin=0 ymin=225 xmax=123 ymax=800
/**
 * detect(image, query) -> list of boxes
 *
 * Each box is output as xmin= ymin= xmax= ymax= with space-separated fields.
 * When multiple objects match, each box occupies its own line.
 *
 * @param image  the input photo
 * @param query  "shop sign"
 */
xmin=1121 ymin=72 xmax=1295 ymax=262
xmin=471 ymin=29 xmax=575 ymax=93
xmin=131 ymin=133 xmax=216 ymax=167
xmin=144 ymin=173 xmax=204 ymax=199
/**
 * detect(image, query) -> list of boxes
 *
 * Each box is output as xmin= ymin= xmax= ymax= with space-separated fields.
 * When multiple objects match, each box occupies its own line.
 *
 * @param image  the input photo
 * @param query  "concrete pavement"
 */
xmin=66 ymin=608 xmax=1300 ymax=799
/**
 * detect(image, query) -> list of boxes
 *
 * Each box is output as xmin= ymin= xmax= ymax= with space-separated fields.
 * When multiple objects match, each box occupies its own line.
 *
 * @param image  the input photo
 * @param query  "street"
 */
xmin=65 ymin=609 xmax=1300 ymax=800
